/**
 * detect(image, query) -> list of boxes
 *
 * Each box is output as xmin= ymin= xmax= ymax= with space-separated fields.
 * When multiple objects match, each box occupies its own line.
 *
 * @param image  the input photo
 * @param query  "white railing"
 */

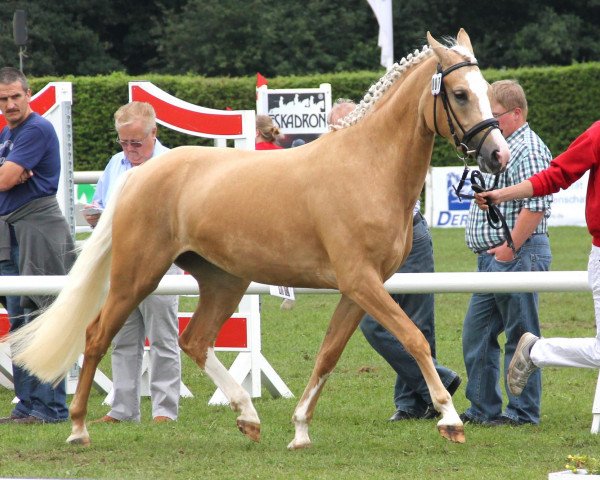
xmin=0 ymin=271 xmax=589 ymax=296
xmin=74 ymin=171 xmax=102 ymax=184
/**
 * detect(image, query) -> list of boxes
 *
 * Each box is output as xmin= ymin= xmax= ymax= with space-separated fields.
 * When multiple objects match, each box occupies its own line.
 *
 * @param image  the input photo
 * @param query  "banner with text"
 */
xmin=256 ymin=84 xmax=332 ymax=147
xmin=424 ymin=166 xmax=587 ymax=228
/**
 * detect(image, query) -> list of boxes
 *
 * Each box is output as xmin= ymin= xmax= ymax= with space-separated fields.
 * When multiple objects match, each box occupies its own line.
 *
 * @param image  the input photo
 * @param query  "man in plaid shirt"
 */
xmin=460 ymin=80 xmax=553 ymax=426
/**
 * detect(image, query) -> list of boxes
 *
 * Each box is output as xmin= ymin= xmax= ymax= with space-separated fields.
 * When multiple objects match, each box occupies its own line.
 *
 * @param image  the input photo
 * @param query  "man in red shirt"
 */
xmin=474 ymin=121 xmax=600 ymax=395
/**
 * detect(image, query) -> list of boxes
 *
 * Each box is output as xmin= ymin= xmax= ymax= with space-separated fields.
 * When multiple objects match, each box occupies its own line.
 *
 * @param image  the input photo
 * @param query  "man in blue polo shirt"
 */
xmin=0 ymin=67 xmax=75 ymax=424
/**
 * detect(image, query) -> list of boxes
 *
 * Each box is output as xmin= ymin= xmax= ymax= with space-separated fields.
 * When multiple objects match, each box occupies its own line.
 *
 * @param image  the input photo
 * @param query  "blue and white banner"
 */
xmin=425 ymin=166 xmax=587 ymax=228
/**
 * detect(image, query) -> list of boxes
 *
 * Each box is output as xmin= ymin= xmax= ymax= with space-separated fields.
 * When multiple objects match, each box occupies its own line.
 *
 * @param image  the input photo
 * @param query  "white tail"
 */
xmin=8 ymin=170 xmax=134 ymax=384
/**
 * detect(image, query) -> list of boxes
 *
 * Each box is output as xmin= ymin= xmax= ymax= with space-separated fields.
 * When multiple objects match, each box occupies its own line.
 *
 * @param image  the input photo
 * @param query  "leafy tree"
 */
xmin=156 ymin=0 xmax=381 ymax=76
xmin=0 ymin=0 xmax=185 ymax=76
xmin=0 ymin=0 xmax=122 ymax=75
xmin=0 ymin=0 xmax=599 ymax=77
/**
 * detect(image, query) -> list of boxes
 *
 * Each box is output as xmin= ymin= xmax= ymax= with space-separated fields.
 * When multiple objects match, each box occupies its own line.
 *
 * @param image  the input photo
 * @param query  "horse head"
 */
xmin=426 ymin=29 xmax=510 ymax=175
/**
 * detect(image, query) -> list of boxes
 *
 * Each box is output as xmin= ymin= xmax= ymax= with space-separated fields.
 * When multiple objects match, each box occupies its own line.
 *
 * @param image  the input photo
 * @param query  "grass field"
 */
xmin=0 ymin=226 xmax=598 ymax=479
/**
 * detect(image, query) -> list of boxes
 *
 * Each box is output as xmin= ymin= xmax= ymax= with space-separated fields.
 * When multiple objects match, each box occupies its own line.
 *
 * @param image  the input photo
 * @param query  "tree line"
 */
xmin=0 ymin=0 xmax=598 ymax=78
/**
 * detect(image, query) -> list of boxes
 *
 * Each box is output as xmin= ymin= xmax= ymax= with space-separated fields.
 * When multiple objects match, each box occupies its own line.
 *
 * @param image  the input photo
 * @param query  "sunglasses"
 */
xmin=115 ymin=133 xmax=149 ymax=148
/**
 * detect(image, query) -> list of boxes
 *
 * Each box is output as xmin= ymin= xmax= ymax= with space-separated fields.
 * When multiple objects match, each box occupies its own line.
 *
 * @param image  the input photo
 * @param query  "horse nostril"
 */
xmin=491 ymin=149 xmax=509 ymax=173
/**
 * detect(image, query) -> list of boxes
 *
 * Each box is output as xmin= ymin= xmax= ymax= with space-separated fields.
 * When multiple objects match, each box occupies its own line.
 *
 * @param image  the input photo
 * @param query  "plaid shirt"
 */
xmin=465 ymin=123 xmax=553 ymax=253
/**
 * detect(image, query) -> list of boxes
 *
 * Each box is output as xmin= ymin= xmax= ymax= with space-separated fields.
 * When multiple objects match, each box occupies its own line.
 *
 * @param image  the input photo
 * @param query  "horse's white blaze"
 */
xmin=465 ymin=70 xmax=511 ymax=167
xmin=465 ymin=70 xmax=492 ymax=118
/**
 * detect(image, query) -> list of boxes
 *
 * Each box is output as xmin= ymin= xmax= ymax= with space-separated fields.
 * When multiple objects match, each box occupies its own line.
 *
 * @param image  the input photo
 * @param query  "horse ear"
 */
xmin=427 ymin=31 xmax=442 ymax=51
xmin=456 ymin=28 xmax=474 ymax=54
xmin=427 ymin=31 xmax=448 ymax=63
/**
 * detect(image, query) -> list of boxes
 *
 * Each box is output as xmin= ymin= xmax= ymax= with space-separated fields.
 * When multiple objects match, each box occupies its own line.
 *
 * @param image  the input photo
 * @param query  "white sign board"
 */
xmin=425 ymin=166 xmax=587 ymax=228
xmin=256 ymin=84 xmax=332 ymax=138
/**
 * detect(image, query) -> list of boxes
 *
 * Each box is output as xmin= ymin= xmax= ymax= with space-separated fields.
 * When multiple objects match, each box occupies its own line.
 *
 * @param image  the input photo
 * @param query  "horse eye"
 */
xmin=453 ymin=91 xmax=468 ymax=103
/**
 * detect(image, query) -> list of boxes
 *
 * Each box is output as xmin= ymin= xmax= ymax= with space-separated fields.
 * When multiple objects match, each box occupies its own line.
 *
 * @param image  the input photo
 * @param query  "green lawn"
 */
xmin=0 ymin=226 xmax=597 ymax=479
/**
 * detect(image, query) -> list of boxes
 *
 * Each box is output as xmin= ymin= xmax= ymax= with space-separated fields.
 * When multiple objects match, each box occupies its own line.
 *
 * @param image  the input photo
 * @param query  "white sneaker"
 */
xmin=507 ymin=332 xmax=539 ymax=396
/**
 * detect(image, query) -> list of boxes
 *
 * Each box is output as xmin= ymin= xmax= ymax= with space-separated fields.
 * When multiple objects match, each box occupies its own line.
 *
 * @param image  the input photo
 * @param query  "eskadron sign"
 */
xmin=256 ymin=84 xmax=332 ymax=136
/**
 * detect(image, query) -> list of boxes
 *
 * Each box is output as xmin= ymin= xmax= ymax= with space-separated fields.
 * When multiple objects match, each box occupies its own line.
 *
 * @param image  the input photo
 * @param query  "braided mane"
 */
xmin=331 ymin=45 xmax=433 ymax=131
xmin=332 ymin=38 xmax=478 ymax=131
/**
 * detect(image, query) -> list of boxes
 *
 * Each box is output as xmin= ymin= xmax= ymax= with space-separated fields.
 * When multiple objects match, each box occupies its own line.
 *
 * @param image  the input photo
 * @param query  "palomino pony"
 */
xmin=8 ymin=29 xmax=509 ymax=449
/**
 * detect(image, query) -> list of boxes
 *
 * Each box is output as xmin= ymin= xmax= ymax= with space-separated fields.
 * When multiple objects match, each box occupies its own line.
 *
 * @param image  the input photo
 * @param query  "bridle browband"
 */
xmin=432 ymin=60 xmax=515 ymax=253
xmin=431 ymin=61 xmax=499 ymax=160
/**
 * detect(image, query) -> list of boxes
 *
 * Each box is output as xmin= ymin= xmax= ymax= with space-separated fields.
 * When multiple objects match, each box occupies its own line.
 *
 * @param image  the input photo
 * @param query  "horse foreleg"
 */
xmin=288 ymin=295 xmax=363 ymax=450
xmin=353 ymin=278 xmax=464 ymax=443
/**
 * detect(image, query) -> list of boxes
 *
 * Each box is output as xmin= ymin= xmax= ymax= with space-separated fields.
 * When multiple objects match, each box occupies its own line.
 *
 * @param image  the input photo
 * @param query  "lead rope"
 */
xmin=453 ymin=167 xmax=516 ymax=253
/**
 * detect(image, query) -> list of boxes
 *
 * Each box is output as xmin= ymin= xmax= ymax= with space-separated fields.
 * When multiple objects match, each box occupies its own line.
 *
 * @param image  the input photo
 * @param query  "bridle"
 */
xmin=431 ymin=61 xmax=499 ymax=161
xmin=453 ymin=169 xmax=515 ymax=253
xmin=432 ymin=60 xmax=515 ymax=253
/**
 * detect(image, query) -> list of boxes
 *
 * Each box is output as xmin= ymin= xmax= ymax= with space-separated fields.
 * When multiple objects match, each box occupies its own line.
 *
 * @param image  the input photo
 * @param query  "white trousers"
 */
xmin=531 ymin=245 xmax=600 ymax=368
xmin=108 ymin=265 xmax=182 ymax=421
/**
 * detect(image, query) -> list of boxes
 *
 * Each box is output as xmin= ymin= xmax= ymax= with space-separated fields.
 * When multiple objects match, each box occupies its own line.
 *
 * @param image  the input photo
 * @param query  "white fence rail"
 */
xmin=74 ymin=171 xmax=102 ymax=184
xmin=0 ymin=271 xmax=589 ymax=296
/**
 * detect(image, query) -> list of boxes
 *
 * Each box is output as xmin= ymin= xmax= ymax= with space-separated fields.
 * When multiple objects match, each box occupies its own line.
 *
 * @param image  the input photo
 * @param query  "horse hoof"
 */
xmin=237 ymin=419 xmax=260 ymax=442
xmin=66 ymin=434 xmax=91 ymax=447
xmin=437 ymin=424 xmax=466 ymax=444
xmin=287 ymin=439 xmax=312 ymax=450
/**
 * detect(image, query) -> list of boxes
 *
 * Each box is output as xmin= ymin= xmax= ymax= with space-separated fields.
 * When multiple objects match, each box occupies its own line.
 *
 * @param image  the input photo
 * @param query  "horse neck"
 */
xmin=359 ymin=55 xmax=438 ymax=207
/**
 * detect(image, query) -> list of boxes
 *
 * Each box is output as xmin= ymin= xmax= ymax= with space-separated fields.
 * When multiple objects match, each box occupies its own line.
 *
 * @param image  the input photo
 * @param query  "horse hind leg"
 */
xmin=288 ymin=295 xmax=364 ymax=450
xmin=67 ymin=285 xmax=149 ymax=445
xmin=68 ymin=249 xmax=175 ymax=445
xmin=177 ymin=263 xmax=260 ymax=442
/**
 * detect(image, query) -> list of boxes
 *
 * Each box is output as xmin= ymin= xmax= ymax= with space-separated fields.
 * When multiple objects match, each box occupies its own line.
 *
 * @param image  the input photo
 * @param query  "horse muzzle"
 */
xmin=476 ymin=128 xmax=510 ymax=175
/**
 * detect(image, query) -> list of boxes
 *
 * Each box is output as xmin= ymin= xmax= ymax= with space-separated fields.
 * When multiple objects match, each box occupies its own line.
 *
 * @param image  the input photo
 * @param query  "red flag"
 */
xmin=256 ymin=72 xmax=268 ymax=88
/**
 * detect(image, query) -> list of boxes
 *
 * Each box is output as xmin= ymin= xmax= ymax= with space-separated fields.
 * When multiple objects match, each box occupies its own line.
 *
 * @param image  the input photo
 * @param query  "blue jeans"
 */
xmin=360 ymin=214 xmax=459 ymax=415
xmin=0 ymin=243 xmax=68 ymax=422
xmin=462 ymin=234 xmax=551 ymax=424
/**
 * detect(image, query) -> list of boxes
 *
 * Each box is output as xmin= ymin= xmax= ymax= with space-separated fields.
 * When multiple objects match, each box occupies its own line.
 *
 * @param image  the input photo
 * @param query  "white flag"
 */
xmin=366 ymin=0 xmax=394 ymax=69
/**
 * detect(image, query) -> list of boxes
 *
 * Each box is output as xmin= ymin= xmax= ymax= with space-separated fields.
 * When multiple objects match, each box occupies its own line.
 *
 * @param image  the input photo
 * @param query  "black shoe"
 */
xmin=421 ymin=405 xmax=440 ymax=419
xmin=459 ymin=412 xmax=495 ymax=426
xmin=12 ymin=415 xmax=46 ymax=424
xmin=446 ymin=375 xmax=462 ymax=396
xmin=490 ymin=416 xmax=519 ymax=426
xmin=388 ymin=409 xmax=418 ymax=421
xmin=492 ymin=415 xmax=535 ymax=426
xmin=388 ymin=376 xmax=462 ymax=422
xmin=389 ymin=406 xmax=440 ymax=421
xmin=459 ymin=412 xmax=472 ymax=424
xmin=459 ymin=412 xmax=528 ymax=427
xmin=0 ymin=414 xmax=22 ymax=424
